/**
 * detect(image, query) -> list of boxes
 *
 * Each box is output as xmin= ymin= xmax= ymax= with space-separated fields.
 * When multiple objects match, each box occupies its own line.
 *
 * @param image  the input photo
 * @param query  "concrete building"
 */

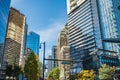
xmin=57 ymin=26 xmax=69 ymax=68
xmin=4 ymin=7 xmax=27 ymax=66
xmin=52 ymin=45 xmax=58 ymax=68
xmin=66 ymin=0 xmax=120 ymax=74
xmin=59 ymin=46 xmax=70 ymax=80
xmin=47 ymin=55 xmax=53 ymax=73
xmin=27 ymin=32 xmax=40 ymax=57
xmin=57 ymin=26 xmax=70 ymax=80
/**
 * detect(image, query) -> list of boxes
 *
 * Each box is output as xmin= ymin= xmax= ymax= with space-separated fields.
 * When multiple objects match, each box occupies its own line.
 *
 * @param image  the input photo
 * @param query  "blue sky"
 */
xmin=11 ymin=0 xmax=68 ymax=62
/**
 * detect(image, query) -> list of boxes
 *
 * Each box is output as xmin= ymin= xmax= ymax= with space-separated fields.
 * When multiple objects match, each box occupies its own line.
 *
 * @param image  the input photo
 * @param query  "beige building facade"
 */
xmin=4 ymin=7 xmax=27 ymax=66
xmin=57 ymin=25 xmax=70 ymax=80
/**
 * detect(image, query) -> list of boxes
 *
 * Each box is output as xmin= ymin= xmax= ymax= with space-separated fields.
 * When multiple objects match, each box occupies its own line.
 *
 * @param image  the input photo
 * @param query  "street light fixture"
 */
xmin=40 ymin=42 xmax=45 ymax=80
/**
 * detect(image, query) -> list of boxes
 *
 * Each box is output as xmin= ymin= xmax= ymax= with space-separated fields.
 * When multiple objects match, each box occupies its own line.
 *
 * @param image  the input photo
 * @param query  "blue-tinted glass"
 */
xmin=0 ymin=0 xmax=11 ymax=63
xmin=97 ymin=0 xmax=120 ymax=54
xmin=27 ymin=32 xmax=40 ymax=56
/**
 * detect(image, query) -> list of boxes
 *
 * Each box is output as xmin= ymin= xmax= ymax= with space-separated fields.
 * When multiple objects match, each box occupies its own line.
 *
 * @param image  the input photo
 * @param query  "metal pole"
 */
xmin=43 ymin=42 xmax=45 ymax=80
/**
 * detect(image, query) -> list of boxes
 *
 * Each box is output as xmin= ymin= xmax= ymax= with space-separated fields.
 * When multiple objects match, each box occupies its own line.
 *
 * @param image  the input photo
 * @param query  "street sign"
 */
xmin=61 ymin=61 xmax=71 ymax=64
xmin=116 ymin=67 xmax=120 ymax=70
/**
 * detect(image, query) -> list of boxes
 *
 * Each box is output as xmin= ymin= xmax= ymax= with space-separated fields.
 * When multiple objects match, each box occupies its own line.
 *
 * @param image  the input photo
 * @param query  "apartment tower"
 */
xmin=4 ymin=7 xmax=27 ymax=66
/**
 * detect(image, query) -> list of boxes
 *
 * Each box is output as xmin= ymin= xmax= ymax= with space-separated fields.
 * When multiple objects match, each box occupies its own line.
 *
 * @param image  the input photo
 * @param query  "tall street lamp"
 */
xmin=40 ymin=42 xmax=45 ymax=80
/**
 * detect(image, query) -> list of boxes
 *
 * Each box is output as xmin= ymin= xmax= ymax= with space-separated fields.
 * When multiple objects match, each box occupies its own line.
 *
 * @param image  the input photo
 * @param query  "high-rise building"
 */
xmin=57 ymin=26 xmax=70 ymax=80
xmin=59 ymin=46 xmax=70 ymax=80
xmin=27 ymin=32 xmax=40 ymax=56
xmin=52 ymin=45 xmax=58 ymax=68
xmin=47 ymin=55 xmax=53 ymax=73
xmin=4 ymin=7 xmax=27 ymax=66
xmin=0 ymin=0 xmax=11 ymax=79
xmin=97 ymin=0 xmax=120 ymax=56
xmin=0 ymin=0 xmax=11 ymax=65
xmin=57 ymin=26 xmax=69 ymax=68
xmin=66 ymin=0 xmax=120 ymax=74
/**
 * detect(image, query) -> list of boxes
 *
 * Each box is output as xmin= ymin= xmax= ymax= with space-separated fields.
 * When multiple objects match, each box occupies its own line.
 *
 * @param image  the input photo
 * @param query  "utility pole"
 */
xmin=41 ymin=42 xmax=45 ymax=80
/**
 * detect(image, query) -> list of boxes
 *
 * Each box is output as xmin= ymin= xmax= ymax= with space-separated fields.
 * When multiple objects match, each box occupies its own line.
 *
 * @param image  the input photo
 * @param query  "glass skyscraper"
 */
xmin=27 ymin=32 xmax=40 ymax=56
xmin=97 ymin=0 xmax=120 ymax=55
xmin=67 ymin=0 xmax=120 ymax=74
xmin=0 ymin=0 xmax=11 ymax=64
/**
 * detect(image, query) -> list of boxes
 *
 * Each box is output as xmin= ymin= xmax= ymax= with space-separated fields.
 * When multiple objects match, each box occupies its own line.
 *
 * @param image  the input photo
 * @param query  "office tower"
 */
xmin=97 ymin=0 xmax=120 ymax=55
xmin=47 ymin=55 xmax=53 ymax=73
xmin=0 ymin=0 xmax=11 ymax=65
xmin=57 ymin=26 xmax=70 ymax=80
xmin=27 ymin=32 xmax=40 ymax=56
xmin=66 ymin=0 xmax=120 ymax=74
xmin=52 ymin=45 xmax=58 ymax=68
xmin=4 ymin=7 xmax=27 ymax=66
xmin=0 ymin=0 xmax=11 ymax=79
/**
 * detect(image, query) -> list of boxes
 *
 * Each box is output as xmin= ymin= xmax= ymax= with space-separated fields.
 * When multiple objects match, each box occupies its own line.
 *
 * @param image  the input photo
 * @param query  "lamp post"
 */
xmin=40 ymin=42 xmax=45 ymax=80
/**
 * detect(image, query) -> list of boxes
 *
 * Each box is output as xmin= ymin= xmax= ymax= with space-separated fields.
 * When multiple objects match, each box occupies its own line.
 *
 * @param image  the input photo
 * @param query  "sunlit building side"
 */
xmin=4 ymin=7 xmax=27 ymax=66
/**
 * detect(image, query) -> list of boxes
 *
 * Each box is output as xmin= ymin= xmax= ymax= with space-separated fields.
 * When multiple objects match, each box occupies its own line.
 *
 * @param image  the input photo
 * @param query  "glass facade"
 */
xmin=97 ymin=0 xmax=120 ymax=55
xmin=27 ymin=32 xmax=40 ymax=56
xmin=99 ymin=56 xmax=119 ymax=66
xmin=0 ymin=0 xmax=11 ymax=64
xmin=67 ymin=0 xmax=120 ymax=74
xmin=68 ymin=0 xmax=101 ymax=74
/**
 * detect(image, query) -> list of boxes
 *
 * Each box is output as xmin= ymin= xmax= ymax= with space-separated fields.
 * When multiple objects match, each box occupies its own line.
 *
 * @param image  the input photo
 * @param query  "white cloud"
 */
xmin=36 ymin=20 xmax=65 ymax=44
xmin=36 ymin=19 xmax=66 ymax=62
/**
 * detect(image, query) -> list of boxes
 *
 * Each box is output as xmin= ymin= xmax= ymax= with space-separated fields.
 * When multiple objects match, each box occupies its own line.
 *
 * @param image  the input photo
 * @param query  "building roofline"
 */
xmin=10 ymin=7 xmax=25 ymax=16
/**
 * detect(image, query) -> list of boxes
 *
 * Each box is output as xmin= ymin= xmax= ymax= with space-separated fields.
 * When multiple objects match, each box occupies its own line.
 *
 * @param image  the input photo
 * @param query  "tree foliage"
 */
xmin=79 ymin=70 xmax=96 ymax=80
xmin=70 ymin=70 xmax=96 ymax=80
xmin=24 ymin=52 xmax=41 ymax=80
xmin=99 ymin=64 xmax=115 ymax=80
xmin=47 ymin=67 xmax=60 ymax=80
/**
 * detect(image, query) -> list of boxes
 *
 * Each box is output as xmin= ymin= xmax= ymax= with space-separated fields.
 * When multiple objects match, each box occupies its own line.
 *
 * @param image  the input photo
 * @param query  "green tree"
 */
xmin=47 ymin=67 xmax=60 ymax=80
xmin=78 ymin=70 xmax=96 ymax=80
xmin=24 ymin=52 xmax=41 ymax=80
xmin=99 ymin=64 xmax=115 ymax=80
xmin=70 ymin=70 xmax=96 ymax=80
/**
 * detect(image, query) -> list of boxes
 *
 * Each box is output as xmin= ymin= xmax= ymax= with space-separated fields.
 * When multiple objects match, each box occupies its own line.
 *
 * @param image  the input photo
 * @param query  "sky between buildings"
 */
xmin=11 ymin=0 xmax=68 ymax=62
